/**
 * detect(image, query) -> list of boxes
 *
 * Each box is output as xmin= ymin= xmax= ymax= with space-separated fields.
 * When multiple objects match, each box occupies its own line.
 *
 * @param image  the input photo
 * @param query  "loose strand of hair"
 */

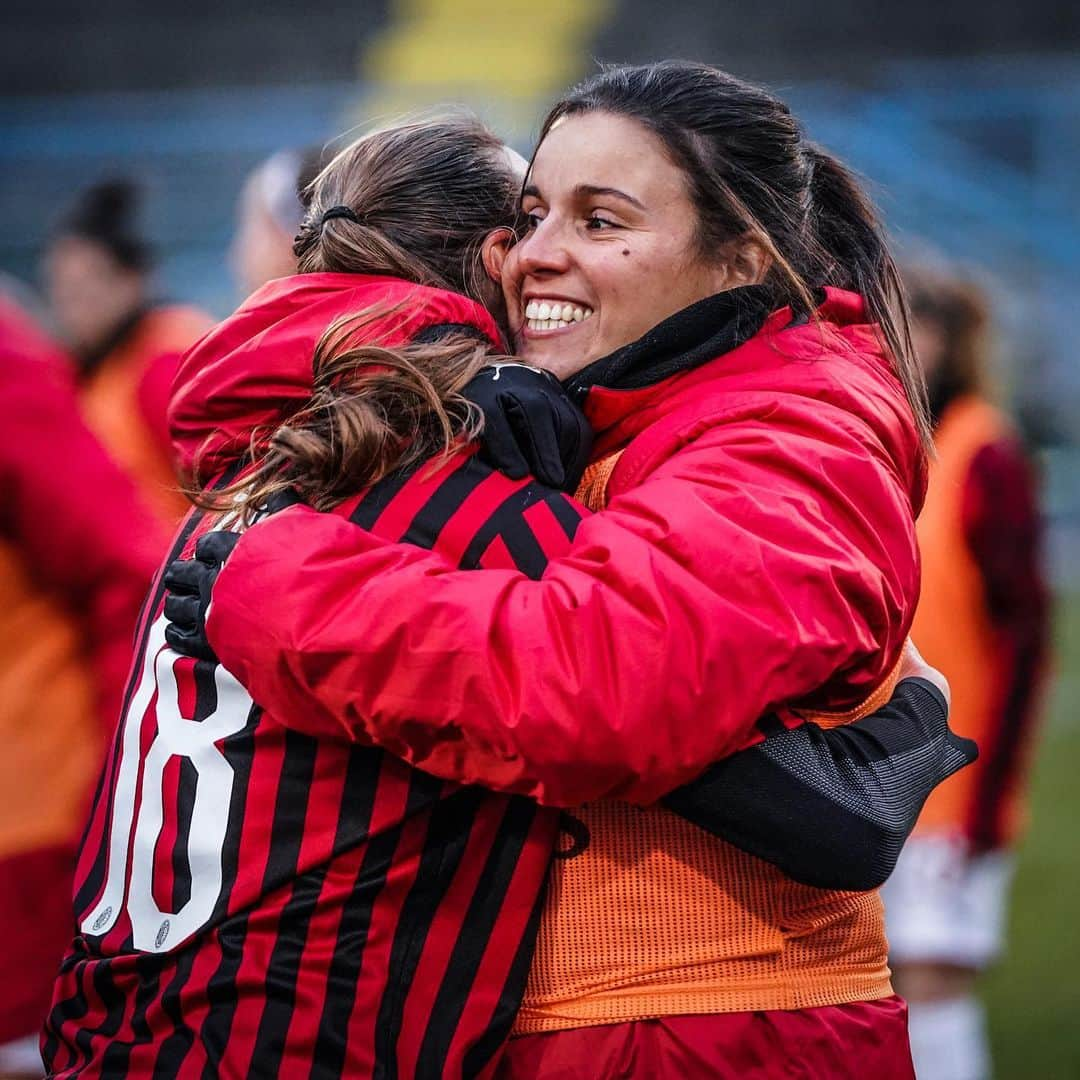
xmin=193 ymin=326 xmax=496 ymax=527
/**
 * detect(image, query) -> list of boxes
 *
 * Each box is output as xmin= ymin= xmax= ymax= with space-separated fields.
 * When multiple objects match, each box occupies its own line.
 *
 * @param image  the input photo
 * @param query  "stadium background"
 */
xmin=1 ymin=2 xmax=1077 ymax=1075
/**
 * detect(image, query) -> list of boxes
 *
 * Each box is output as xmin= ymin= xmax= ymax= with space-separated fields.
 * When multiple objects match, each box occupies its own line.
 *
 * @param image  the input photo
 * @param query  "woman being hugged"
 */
xmin=45 ymin=116 xmax=576 ymax=1080
xmin=182 ymin=63 xmax=937 ymax=1077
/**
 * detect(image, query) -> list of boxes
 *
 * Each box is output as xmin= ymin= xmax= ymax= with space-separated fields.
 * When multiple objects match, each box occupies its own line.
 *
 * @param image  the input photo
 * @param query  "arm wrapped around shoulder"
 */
xmin=662 ymin=678 xmax=977 ymax=891
xmin=201 ymin=392 xmax=920 ymax=807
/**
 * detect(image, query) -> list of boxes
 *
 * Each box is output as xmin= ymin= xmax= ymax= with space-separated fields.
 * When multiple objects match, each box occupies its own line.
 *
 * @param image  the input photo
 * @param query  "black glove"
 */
xmin=463 ymin=363 xmax=593 ymax=491
xmin=163 ymin=530 xmax=241 ymax=662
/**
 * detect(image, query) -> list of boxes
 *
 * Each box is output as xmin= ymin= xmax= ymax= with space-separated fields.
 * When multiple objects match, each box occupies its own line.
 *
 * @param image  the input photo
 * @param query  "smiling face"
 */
xmin=502 ymin=111 xmax=741 ymax=379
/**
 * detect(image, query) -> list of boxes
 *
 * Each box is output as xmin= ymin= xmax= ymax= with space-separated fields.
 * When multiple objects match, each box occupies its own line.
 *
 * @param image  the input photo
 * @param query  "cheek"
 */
xmin=590 ymin=248 xmax=669 ymax=335
xmin=504 ymin=241 xmax=532 ymax=288
xmin=75 ymin=291 xmax=109 ymax=328
xmin=585 ymin=246 xmax=639 ymax=302
xmin=500 ymin=248 xmax=525 ymax=311
xmin=56 ymin=276 xmax=94 ymax=314
xmin=79 ymin=277 xmax=112 ymax=310
xmin=622 ymin=240 xmax=720 ymax=323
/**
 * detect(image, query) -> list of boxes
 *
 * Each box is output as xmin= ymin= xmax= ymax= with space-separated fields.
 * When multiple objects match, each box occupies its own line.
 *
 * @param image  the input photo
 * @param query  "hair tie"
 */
xmin=320 ymin=205 xmax=362 ymax=227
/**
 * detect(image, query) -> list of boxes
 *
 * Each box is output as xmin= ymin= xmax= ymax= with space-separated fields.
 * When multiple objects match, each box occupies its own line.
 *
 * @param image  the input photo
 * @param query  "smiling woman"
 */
xmin=158 ymin=62 xmax=935 ymax=1079
xmin=508 ymin=112 xmax=753 ymax=378
xmin=504 ymin=66 xmax=931 ymax=445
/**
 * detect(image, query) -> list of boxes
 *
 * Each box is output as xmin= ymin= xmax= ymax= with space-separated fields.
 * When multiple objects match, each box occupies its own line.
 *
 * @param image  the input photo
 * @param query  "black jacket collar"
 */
xmin=562 ymin=285 xmax=775 ymax=402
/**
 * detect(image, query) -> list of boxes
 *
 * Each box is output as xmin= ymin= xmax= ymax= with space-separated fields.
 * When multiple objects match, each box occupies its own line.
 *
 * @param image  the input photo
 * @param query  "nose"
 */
xmin=516 ymin=216 xmax=572 ymax=278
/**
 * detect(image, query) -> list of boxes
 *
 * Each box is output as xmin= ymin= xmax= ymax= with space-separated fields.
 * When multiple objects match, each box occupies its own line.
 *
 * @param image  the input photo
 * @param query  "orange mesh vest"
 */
xmin=80 ymin=306 xmax=211 ymax=524
xmin=0 ymin=537 xmax=99 ymax=863
xmin=910 ymin=394 xmax=1016 ymax=839
xmin=514 ymin=453 xmax=896 ymax=1034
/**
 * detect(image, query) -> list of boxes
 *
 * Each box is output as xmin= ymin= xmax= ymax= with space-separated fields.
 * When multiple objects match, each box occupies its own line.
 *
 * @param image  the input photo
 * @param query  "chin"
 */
xmin=524 ymin=352 xmax=571 ymax=380
xmin=517 ymin=342 xmax=580 ymax=381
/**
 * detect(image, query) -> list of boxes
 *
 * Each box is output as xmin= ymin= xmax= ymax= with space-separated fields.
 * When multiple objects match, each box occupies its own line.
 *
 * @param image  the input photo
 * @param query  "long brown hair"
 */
xmin=202 ymin=312 xmax=491 ymax=525
xmin=539 ymin=62 xmax=933 ymax=447
xmin=198 ymin=114 xmax=520 ymax=520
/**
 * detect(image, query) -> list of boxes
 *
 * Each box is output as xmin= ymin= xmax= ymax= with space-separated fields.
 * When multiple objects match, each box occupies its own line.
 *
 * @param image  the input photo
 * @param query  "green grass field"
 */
xmin=982 ymin=592 xmax=1080 ymax=1078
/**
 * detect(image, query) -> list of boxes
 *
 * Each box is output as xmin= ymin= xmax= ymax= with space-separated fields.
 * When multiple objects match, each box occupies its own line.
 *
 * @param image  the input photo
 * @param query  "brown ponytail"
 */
xmin=196 ymin=310 xmax=499 ymax=526
xmin=802 ymin=144 xmax=929 ymax=446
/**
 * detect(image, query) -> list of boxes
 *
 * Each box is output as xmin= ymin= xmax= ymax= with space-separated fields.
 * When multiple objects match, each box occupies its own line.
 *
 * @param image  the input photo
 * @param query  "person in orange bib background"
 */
xmin=43 ymin=178 xmax=213 ymax=526
xmin=882 ymin=265 xmax=1051 ymax=1080
xmin=0 ymin=291 xmax=164 ymax=1078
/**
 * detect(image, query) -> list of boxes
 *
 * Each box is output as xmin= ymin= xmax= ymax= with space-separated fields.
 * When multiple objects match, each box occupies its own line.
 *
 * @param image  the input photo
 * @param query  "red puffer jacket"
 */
xmin=206 ymin=288 xmax=926 ymax=807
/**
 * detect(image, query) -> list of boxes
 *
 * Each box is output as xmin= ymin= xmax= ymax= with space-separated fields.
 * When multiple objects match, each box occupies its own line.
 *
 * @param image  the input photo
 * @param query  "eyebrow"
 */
xmin=576 ymin=184 xmax=647 ymax=210
xmin=521 ymin=182 xmax=647 ymax=211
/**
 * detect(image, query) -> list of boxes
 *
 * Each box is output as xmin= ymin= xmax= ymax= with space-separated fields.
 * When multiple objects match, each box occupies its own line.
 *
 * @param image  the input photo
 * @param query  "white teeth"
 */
xmin=523 ymin=299 xmax=594 ymax=332
xmin=526 ymin=317 xmax=574 ymax=331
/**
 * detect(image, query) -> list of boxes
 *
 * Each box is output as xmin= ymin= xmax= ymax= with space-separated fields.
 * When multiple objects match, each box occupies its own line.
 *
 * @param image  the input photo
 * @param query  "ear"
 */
xmin=481 ymin=227 xmax=516 ymax=284
xmin=726 ymin=236 xmax=773 ymax=288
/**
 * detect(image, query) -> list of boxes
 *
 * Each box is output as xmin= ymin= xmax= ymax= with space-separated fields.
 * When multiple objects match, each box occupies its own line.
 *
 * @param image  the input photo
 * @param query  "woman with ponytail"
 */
xmin=169 ymin=63 xmax=949 ymax=1076
xmin=46 ymin=116 xmax=570 ymax=1079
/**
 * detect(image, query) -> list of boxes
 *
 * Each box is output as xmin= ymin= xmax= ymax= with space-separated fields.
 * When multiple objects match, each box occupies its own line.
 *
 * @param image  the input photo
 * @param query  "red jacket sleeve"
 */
xmin=0 ymin=348 xmax=166 ymax=734
xmin=206 ymin=397 xmax=918 ymax=807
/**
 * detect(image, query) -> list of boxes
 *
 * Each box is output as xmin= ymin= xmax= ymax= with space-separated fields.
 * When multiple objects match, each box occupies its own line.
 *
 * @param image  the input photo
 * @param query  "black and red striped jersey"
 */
xmin=44 ymin=449 xmax=584 ymax=1079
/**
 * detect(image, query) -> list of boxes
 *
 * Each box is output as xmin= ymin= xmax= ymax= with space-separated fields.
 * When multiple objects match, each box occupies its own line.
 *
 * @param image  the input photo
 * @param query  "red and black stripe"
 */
xmin=47 ymin=451 xmax=583 ymax=1078
xmin=414 ymin=797 xmax=545 ymax=1077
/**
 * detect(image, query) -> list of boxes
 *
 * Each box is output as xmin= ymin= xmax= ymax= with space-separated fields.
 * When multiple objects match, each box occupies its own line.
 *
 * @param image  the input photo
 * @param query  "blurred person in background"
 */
xmin=0 ymin=292 xmax=164 ymax=1078
xmin=43 ymin=178 xmax=212 ymax=525
xmin=883 ymin=266 xmax=1050 ymax=1080
xmin=229 ymin=147 xmax=325 ymax=298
